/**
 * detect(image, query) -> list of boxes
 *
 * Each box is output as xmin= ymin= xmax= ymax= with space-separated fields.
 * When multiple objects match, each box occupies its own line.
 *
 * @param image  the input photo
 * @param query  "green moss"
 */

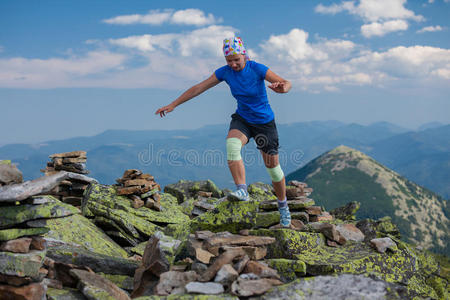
xmin=46 ymin=287 xmax=85 ymax=300
xmin=164 ymin=222 xmax=191 ymax=240
xmin=0 ymin=160 xmax=11 ymax=165
xmin=0 ymin=227 xmax=49 ymax=241
xmin=267 ymin=259 xmax=306 ymax=282
xmin=97 ymin=273 xmax=134 ymax=291
xmin=191 ymin=199 xmax=259 ymax=233
xmin=43 ymin=214 xmax=128 ymax=258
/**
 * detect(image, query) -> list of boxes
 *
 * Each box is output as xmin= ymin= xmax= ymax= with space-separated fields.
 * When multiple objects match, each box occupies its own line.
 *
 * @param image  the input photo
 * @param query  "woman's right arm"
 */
xmin=155 ymin=74 xmax=221 ymax=117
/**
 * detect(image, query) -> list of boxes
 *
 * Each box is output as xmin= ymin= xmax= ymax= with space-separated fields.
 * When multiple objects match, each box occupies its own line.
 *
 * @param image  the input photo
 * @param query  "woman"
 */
xmin=155 ymin=37 xmax=292 ymax=227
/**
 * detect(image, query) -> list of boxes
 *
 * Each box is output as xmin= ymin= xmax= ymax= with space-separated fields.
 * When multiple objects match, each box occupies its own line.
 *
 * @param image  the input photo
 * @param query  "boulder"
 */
xmin=258 ymin=274 xmax=408 ymax=299
xmin=247 ymin=182 xmax=277 ymax=202
xmin=336 ymin=224 xmax=365 ymax=242
xmin=164 ymin=180 xmax=222 ymax=203
xmin=330 ymin=201 xmax=361 ymax=221
xmin=0 ymin=163 xmax=23 ymax=185
xmin=266 ymin=259 xmax=306 ymax=282
xmin=370 ymin=237 xmax=398 ymax=253
xmin=0 ymin=249 xmax=46 ymax=278
xmin=0 ymin=197 xmax=80 ymax=228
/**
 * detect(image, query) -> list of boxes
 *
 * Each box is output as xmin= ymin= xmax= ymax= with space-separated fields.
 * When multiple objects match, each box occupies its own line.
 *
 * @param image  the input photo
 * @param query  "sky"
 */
xmin=1 ymin=0 xmax=449 ymax=145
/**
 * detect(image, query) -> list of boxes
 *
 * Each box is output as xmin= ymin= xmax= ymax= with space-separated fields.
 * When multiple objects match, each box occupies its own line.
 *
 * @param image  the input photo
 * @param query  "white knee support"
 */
xmin=226 ymin=138 xmax=242 ymax=161
xmin=266 ymin=164 xmax=284 ymax=182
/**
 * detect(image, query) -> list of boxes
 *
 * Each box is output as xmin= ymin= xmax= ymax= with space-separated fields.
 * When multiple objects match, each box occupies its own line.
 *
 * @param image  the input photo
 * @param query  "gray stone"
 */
xmin=370 ymin=237 xmax=398 ymax=253
xmin=185 ymin=281 xmax=224 ymax=295
xmin=0 ymin=249 xmax=46 ymax=278
xmin=258 ymin=274 xmax=407 ymax=299
xmin=155 ymin=271 xmax=198 ymax=296
xmin=231 ymin=277 xmax=282 ymax=297
xmin=46 ymin=287 xmax=86 ymax=300
xmin=214 ymin=264 xmax=239 ymax=286
xmin=191 ymin=262 xmax=208 ymax=274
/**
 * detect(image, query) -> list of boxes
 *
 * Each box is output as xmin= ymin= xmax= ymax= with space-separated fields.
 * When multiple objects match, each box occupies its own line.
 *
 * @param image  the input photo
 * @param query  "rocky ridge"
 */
xmin=0 ymin=152 xmax=448 ymax=299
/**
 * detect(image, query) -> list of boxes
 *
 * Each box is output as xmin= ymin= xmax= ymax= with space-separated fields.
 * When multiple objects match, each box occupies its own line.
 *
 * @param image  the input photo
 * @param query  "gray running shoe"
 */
xmin=227 ymin=188 xmax=250 ymax=201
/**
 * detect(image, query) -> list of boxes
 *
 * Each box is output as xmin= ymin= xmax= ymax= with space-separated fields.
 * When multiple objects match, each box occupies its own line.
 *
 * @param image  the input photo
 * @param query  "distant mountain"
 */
xmin=286 ymin=145 xmax=449 ymax=255
xmin=417 ymin=121 xmax=446 ymax=131
xmin=0 ymin=121 xmax=447 ymax=198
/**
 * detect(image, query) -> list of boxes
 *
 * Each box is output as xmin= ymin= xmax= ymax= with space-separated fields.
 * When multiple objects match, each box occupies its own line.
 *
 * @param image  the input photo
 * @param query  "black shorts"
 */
xmin=229 ymin=113 xmax=279 ymax=155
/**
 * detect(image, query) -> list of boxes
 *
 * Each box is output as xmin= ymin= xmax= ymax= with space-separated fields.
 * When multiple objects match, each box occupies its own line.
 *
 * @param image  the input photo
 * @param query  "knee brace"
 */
xmin=226 ymin=138 xmax=242 ymax=161
xmin=266 ymin=164 xmax=284 ymax=182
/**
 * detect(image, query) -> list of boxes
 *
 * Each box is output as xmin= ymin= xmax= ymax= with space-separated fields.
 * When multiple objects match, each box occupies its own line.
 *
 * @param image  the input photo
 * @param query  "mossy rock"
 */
xmin=134 ymin=295 xmax=238 ymax=300
xmin=164 ymin=179 xmax=222 ymax=204
xmin=191 ymin=199 xmax=259 ymax=233
xmin=256 ymin=211 xmax=313 ymax=228
xmin=84 ymin=184 xmax=189 ymax=225
xmin=42 ymin=213 xmax=128 ymax=258
xmin=267 ymin=259 xmax=306 ymax=282
xmin=47 ymin=244 xmax=139 ymax=276
xmin=0 ymin=196 xmax=80 ymax=228
xmin=164 ymin=221 xmax=191 ymax=241
xmin=97 ymin=273 xmax=134 ymax=291
xmin=249 ymin=229 xmax=326 ymax=259
xmin=130 ymin=231 xmax=182 ymax=265
xmin=356 ymin=217 xmax=401 ymax=242
xmin=0 ymin=160 xmax=12 ymax=165
xmin=46 ymin=287 xmax=85 ymax=300
xmin=0 ymin=249 xmax=46 ymax=278
xmin=248 ymin=182 xmax=277 ymax=202
xmin=0 ymin=227 xmax=49 ymax=241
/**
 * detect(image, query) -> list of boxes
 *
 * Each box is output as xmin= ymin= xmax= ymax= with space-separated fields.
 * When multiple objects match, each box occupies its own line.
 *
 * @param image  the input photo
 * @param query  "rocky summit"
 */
xmin=0 ymin=152 xmax=448 ymax=300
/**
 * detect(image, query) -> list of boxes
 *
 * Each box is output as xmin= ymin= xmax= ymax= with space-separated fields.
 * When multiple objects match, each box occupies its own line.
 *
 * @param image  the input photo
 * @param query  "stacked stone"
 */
xmin=0 ymin=160 xmax=23 ymax=188
xmin=115 ymin=169 xmax=162 ymax=211
xmin=133 ymin=231 xmax=283 ymax=298
xmin=40 ymin=151 xmax=91 ymax=207
xmin=257 ymin=180 xmax=332 ymax=228
xmin=191 ymin=191 xmax=221 ymax=217
xmin=42 ymin=151 xmax=88 ymax=175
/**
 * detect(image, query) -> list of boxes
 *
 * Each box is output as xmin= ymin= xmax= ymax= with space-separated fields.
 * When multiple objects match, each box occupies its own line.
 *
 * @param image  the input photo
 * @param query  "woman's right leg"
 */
xmin=226 ymin=129 xmax=248 ymax=185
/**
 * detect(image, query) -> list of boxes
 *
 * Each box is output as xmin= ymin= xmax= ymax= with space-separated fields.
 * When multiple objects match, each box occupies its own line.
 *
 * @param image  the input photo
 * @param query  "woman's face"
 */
xmin=225 ymin=54 xmax=246 ymax=71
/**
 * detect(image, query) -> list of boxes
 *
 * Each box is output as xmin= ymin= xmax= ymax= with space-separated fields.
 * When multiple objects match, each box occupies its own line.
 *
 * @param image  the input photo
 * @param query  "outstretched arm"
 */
xmin=155 ymin=74 xmax=221 ymax=117
xmin=265 ymin=69 xmax=292 ymax=93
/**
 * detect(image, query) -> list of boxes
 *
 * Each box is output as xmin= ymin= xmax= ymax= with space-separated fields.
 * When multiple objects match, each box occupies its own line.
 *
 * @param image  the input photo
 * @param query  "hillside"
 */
xmin=286 ymin=145 xmax=449 ymax=255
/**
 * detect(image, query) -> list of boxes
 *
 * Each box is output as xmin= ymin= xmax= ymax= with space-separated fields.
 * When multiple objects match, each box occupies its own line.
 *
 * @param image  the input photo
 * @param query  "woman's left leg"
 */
xmin=260 ymin=151 xmax=285 ymax=201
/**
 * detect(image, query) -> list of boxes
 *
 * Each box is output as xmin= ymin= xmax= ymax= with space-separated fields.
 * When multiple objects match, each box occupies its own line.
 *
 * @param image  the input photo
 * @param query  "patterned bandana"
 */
xmin=223 ymin=37 xmax=249 ymax=60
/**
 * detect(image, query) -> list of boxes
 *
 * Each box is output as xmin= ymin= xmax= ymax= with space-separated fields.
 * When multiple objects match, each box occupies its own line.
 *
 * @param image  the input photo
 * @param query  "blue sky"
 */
xmin=1 ymin=0 xmax=449 ymax=145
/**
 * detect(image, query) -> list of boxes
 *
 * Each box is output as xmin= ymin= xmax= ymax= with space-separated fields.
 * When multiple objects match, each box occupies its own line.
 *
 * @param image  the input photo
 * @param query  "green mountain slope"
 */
xmin=286 ymin=145 xmax=449 ymax=255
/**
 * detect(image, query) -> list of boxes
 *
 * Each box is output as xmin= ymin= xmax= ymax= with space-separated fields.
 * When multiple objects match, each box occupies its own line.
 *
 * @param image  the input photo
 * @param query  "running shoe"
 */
xmin=227 ymin=188 xmax=250 ymax=202
xmin=278 ymin=205 xmax=291 ymax=227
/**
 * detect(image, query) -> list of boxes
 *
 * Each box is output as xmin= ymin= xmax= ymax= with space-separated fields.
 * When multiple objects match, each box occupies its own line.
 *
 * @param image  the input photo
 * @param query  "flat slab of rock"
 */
xmin=0 ymin=249 xmax=46 ymax=278
xmin=69 ymin=269 xmax=130 ymax=300
xmin=185 ymin=281 xmax=224 ymax=295
xmin=155 ymin=271 xmax=198 ymax=296
xmin=231 ymin=277 xmax=283 ymax=297
xmin=0 ymin=281 xmax=46 ymax=300
xmin=0 ymin=198 xmax=80 ymax=228
xmin=370 ymin=237 xmax=398 ymax=253
xmin=46 ymin=287 xmax=86 ymax=300
xmin=259 ymin=198 xmax=315 ymax=210
xmin=0 ymin=237 xmax=32 ymax=253
xmin=336 ymin=224 xmax=365 ymax=242
xmin=0 ymin=171 xmax=97 ymax=203
xmin=205 ymin=234 xmax=275 ymax=249
xmin=0 ymin=227 xmax=49 ymax=242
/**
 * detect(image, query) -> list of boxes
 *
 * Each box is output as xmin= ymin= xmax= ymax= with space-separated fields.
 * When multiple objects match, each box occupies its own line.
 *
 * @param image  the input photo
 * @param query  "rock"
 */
xmin=131 ymin=196 xmax=145 ymax=209
xmin=0 ymin=237 xmax=32 ymax=253
xmin=0 ymin=274 xmax=34 ymax=286
xmin=185 ymin=282 xmax=224 ymax=295
xmin=191 ymin=262 xmax=208 ymax=274
xmin=214 ymin=264 xmax=239 ymax=286
xmin=259 ymin=198 xmax=315 ymax=211
xmin=195 ymin=248 xmax=215 ymax=264
xmin=24 ymin=195 xmax=57 ymax=205
xmin=197 ymin=191 xmax=213 ymax=198
xmin=370 ymin=237 xmax=398 ymax=253
xmin=46 ymin=287 xmax=85 ymax=300
xmin=130 ymin=231 xmax=181 ymax=265
xmin=155 ymin=271 xmax=198 ymax=295
xmin=42 ymin=213 xmax=129 ymax=258
xmin=191 ymin=199 xmax=259 ymax=233
xmin=0 ymin=227 xmax=49 ymax=242
xmin=307 ymin=223 xmax=343 ymax=244
xmin=231 ymin=277 xmax=283 ymax=297
xmin=132 ymin=236 xmax=170 ymax=298
xmin=205 ymin=234 xmax=275 ymax=249
xmin=356 ymin=217 xmax=401 ymax=241
xmin=327 ymin=240 xmax=339 ymax=247
xmin=200 ymin=249 xmax=245 ymax=282
xmin=195 ymin=230 xmax=215 ymax=240
xmin=0 ymin=281 xmax=46 ymax=300
xmin=243 ymin=261 xmax=280 ymax=279
xmin=43 ymin=278 xmax=63 ymax=289
xmin=310 ymin=211 xmax=333 ymax=222
xmin=267 ymin=259 xmax=306 ymax=282
xmin=47 ymin=244 xmax=139 ymax=276
xmin=97 ymin=273 xmax=134 ymax=291
xmin=305 ymin=206 xmax=322 ymax=215
xmin=233 ymin=255 xmax=250 ymax=274
xmin=0 ymin=197 xmax=80 ymax=228
xmin=330 ymin=201 xmax=361 ymax=221
xmin=0 ymin=249 xmax=46 ymax=278
xmin=49 ymin=151 xmax=87 ymax=159
xmin=259 ymin=274 xmax=408 ymax=299
xmin=0 ymin=163 xmax=23 ymax=185
xmin=69 ymin=269 xmax=131 ymax=300
xmin=336 ymin=224 xmax=365 ymax=242
xmin=164 ymin=180 xmax=222 ymax=204
xmin=0 ymin=171 xmax=96 ymax=203
xmin=247 ymin=182 xmax=277 ymax=202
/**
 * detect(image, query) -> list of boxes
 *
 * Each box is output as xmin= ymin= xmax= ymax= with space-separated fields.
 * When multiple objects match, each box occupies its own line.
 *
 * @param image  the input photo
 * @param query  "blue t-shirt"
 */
xmin=215 ymin=61 xmax=274 ymax=124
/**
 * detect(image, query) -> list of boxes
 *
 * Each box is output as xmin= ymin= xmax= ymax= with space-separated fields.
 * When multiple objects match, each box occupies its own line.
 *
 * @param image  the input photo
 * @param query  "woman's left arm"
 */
xmin=265 ymin=69 xmax=292 ymax=93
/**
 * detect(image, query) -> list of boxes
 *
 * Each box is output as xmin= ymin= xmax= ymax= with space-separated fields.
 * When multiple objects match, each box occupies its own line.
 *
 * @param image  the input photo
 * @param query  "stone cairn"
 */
xmin=115 ymin=169 xmax=162 ymax=211
xmin=132 ymin=230 xmax=284 ymax=298
xmin=40 ymin=151 xmax=91 ymax=207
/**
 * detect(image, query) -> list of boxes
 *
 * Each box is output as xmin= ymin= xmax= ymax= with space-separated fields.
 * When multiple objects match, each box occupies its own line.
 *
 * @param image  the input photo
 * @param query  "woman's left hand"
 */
xmin=268 ymin=82 xmax=288 ymax=93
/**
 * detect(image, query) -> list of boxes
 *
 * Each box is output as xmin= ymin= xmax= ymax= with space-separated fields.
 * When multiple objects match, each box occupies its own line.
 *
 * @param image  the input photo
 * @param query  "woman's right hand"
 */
xmin=155 ymin=104 xmax=175 ymax=117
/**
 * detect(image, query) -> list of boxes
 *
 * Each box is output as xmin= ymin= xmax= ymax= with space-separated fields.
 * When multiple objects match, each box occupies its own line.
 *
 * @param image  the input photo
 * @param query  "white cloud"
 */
xmin=417 ymin=25 xmax=443 ymax=33
xmin=102 ymin=9 xmax=219 ymax=26
xmin=0 ymin=51 xmax=126 ymax=88
xmin=361 ymin=19 xmax=409 ymax=37
xmin=109 ymin=25 xmax=236 ymax=57
xmin=315 ymin=0 xmax=424 ymax=38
